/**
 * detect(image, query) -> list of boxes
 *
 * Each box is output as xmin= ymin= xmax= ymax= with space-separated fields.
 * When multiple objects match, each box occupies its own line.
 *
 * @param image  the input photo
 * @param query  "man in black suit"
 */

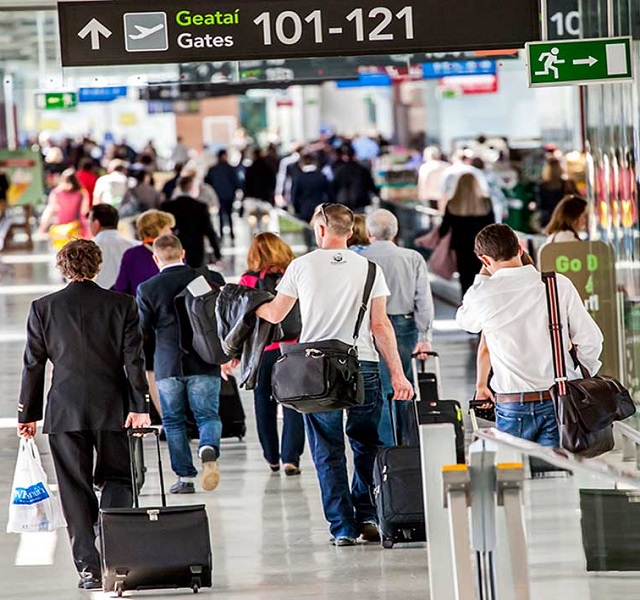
xmin=17 ymin=239 xmax=151 ymax=591
xmin=160 ymin=174 xmax=221 ymax=268
xmin=137 ymin=234 xmax=224 ymax=495
xmin=291 ymin=153 xmax=330 ymax=223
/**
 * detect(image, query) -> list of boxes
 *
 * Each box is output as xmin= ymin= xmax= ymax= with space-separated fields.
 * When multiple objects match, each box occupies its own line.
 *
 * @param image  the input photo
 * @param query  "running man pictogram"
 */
xmin=534 ymin=47 xmax=566 ymax=79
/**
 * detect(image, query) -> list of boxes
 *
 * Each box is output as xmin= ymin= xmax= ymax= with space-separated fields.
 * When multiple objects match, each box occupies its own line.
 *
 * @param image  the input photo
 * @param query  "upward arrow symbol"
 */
xmin=78 ymin=18 xmax=112 ymax=51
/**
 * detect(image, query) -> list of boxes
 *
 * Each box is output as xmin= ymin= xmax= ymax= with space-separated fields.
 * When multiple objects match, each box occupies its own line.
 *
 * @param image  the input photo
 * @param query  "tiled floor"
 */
xmin=0 ymin=224 xmax=639 ymax=599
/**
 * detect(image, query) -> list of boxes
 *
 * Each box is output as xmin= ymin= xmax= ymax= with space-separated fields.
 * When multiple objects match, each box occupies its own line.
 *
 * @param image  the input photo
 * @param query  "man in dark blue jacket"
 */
xmin=291 ymin=153 xmax=330 ymax=223
xmin=137 ymin=234 xmax=225 ymax=494
xmin=205 ymin=149 xmax=240 ymax=240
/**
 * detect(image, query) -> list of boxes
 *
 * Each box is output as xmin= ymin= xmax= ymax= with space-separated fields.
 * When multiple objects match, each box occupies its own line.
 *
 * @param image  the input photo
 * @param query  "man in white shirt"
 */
xmin=89 ymin=205 xmax=137 ymax=289
xmin=440 ymin=150 xmax=490 ymax=202
xmin=417 ymin=146 xmax=449 ymax=209
xmin=456 ymin=224 xmax=603 ymax=446
xmin=93 ymin=159 xmax=130 ymax=208
xmin=256 ymin=203 xmax=413 ymax=546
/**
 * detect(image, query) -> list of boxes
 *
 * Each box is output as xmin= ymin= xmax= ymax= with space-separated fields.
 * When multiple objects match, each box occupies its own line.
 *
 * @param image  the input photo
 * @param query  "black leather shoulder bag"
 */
xmin=542 ymin=272 xmax=635 ymax=458
xmin=272 ymin=261 xmax=377 ymax=413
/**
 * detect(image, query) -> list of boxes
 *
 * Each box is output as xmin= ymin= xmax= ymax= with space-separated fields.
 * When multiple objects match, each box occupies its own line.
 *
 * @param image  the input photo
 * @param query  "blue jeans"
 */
xmin=496 ymin=399 xmax=559 ymax=447
xmin=304 ymin=361 xmax=382 ymax=539
xmin=254 ymin=349 xmax=305 ymax=466
xmin=156 ymin=375 xmax=222 ymax=478
xmin=379 ymin=315 xmax=418 ymax=446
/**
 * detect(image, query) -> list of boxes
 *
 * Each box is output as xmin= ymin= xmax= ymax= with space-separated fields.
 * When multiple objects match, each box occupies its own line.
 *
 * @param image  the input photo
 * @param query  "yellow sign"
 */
xmin=118 ymin=112 xmax=138 ymax=126
xmin=540 ymin=241 xmax=619 ymax=378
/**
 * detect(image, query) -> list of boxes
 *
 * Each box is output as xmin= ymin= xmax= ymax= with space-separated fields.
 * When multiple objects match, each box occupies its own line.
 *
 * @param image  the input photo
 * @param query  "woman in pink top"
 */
xmin=39 ymin=168 xmax=90 ymax=250
xmin=239 ymin=233 xmax=305 ymax=475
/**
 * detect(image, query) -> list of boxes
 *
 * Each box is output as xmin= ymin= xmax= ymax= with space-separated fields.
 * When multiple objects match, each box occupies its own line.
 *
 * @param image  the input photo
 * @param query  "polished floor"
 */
xmin=0 ymin=224 xmax=639 ymax=599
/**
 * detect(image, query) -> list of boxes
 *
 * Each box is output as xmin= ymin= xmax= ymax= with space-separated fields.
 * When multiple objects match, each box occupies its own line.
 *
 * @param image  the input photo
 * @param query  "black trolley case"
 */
xmin=373 ymin=352 xmax=464 ymax=548
xmin=99 ymin=428 xmax=212 ymax=596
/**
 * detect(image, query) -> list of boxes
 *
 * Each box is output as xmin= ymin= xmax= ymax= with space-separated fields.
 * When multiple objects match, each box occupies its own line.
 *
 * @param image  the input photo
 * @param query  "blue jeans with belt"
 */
xmin=496 ymin=397 xmax=559 ymax=447
xmin=156 ymin=375 xmax=222 ymax=478
xmin=304 ymin=361 xmax=382 ymax=540
xmin=378 ymin=314 xmax=418 ymax=446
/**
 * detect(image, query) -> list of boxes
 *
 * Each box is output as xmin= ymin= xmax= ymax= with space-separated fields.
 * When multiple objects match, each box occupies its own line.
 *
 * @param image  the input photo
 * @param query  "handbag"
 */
xmin=49 ymin=220 xmax=82 ymax=251
xmin=272 ymin=261 xmax=377 ymax=414
xmin=423 ymin=230 xmax=456 ymax=280
xmin=542 ymin=272 xmax=635 ymax=458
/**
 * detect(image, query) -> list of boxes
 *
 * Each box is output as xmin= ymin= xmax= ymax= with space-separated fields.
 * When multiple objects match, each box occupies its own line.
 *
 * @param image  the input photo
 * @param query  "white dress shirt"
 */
xmin=94 ymin=230 xmax=138 ymax=289
xmin=456 ymin=265 xmax=603 ymax=394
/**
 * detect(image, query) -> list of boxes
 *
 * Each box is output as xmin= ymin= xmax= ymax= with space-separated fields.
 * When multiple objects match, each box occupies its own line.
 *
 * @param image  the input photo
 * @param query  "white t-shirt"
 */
xmin=277 ymin=249 xmax=390 ymax=362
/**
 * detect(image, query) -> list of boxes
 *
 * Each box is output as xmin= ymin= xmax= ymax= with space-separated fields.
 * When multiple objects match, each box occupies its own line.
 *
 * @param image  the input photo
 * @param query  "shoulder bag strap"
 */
xmin=352 ymin=261 xmax=377 ymax=343
xmin=542 ymin=272 xmax=568 ymax=396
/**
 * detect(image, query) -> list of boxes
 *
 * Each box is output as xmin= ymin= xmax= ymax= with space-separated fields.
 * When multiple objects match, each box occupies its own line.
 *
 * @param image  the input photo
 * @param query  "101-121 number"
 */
xmin=253 ymin=6 xmax=414 ymax=46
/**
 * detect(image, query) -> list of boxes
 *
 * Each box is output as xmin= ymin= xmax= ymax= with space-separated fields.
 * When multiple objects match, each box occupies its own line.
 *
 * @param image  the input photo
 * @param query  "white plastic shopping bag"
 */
xmin=7 ymin=438 xmax=66 ymax=533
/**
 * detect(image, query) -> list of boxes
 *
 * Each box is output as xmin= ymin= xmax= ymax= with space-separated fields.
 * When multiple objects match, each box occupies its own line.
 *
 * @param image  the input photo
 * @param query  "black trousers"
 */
xmin=48 ymin=430 xmax=132 ymax=575
xmin=219 ymin=199 xmax=234 ymax=239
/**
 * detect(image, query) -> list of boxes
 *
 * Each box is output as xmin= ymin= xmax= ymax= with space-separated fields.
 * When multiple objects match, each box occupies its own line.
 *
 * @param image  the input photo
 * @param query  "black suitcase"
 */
xmin=373 ymin=442 xmax=426 ymax=549
xmin=580 ymin=489 xmax=640 ymax=571
xmin=220 ymin=376 xmax=247 ymax=441
xmin=99 ymin=428 xmax=212 ymax=597
xmin=413 ymin=353 xmax=465 ymax=464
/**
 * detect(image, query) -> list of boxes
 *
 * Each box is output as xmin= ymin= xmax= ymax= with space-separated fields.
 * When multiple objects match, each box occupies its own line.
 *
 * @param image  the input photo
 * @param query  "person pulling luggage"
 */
xmin=256 ymin=203 xmax=413 ymax=546
xmin=17 ymin=240 xmax=150 ymax=590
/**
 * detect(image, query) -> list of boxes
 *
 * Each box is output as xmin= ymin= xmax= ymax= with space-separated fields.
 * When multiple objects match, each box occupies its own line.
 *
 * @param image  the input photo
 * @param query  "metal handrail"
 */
xmin=474 ymin=428 xmax=640 ymax=488
xmin=613 ymin=420 xmax=640 ymax=445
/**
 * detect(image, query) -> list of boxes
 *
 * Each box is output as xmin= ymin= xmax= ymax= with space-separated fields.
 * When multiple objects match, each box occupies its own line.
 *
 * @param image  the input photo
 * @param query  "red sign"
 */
xmin=438 ymin=73 xmax=498 ymax=95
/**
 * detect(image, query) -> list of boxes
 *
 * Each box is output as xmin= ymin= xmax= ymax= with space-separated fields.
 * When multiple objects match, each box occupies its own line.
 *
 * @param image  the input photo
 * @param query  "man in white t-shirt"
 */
xmin=257 ymin=203 xmax=413 ymax=547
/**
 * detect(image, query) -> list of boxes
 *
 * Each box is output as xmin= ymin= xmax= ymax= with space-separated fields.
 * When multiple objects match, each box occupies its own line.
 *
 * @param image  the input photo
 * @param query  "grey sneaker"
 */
xmin=169 ymin=480 xmax=195 ymax=494
xmin=330 ymin=537 xmax=357 ymax=547
xmin=199 ymin=447 xmax=220 ymax=491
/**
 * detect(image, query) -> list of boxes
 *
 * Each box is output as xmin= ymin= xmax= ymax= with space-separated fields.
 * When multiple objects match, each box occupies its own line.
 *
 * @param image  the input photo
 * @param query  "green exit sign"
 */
xmin=526 ymin=36 xmax=633 ymax=87
xmin=35 ymin=92 xmax=78 ymax=110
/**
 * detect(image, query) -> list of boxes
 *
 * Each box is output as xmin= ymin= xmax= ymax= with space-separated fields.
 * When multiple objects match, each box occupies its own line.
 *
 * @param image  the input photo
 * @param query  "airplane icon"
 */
xmin=128 ymin=23 xmax=165 ymax=40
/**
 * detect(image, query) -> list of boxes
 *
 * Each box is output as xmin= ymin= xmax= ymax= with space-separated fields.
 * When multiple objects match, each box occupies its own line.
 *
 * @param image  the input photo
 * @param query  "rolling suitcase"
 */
xmin=99 ymin=428 xmax=212 ymax=597
xmin=413 ymin=352 xmax=465 ymax=464
xmin=373 ymin=397 xmax=426 ymax=549
xmin=219 ymin=376 xmax=247 ymax=441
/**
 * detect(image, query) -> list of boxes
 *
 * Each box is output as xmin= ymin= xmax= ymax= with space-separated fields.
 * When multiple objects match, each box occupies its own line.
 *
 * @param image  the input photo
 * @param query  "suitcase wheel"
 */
xmin=192 ymin=583 xmax=199 ymax=594
xmin=115 ymin=582 xmax=124 ymax=598
xmin=382 ymin=538 xmax=394 ymax=549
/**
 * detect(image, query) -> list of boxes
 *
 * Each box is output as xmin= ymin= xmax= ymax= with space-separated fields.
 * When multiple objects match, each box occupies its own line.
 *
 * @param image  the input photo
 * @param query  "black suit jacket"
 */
xmin=18 ymin=281 xmax=150 ymax=433
xmin=137 ymin=265 xmax=225 ymax=382
xmin=291 ymin=170 xmax=330 ymax=222
xmin=160 ymin=195 xmax=221 ymax=267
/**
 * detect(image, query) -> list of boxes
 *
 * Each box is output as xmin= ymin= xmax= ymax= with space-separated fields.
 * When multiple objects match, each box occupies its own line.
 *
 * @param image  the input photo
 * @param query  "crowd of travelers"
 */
xmin=13 ymin=131 xmax=598 ymax=591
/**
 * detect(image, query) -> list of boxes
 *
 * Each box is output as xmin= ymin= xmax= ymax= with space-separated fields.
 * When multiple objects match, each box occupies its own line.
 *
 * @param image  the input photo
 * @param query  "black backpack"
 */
xmin=256 ymin=271 xmax=302 ymax=341
xmin=174 ymin=273 xmax=233 ymax=365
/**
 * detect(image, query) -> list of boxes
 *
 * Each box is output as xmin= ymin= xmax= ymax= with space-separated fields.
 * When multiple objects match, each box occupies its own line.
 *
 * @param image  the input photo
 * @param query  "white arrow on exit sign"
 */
xmin=573 ymin=56 xmax=598 ymax=67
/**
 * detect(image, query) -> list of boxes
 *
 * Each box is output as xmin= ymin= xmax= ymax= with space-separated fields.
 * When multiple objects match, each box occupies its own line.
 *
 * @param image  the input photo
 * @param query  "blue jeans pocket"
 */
xmin=496 ymin=407 xmax=524 ymax=438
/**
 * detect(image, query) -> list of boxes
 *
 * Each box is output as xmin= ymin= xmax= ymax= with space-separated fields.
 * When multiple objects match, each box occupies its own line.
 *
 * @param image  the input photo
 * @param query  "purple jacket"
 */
xmin=113 ymin=244 xmax=158 ymax=296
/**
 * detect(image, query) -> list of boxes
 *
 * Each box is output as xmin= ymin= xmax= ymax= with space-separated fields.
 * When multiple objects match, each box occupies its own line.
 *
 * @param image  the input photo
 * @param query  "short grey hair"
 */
xmin=366 ymin=209 xmax=398 ymax=241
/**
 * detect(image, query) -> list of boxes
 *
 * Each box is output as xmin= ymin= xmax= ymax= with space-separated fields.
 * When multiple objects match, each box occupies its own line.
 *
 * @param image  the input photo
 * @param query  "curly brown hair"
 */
xmin=56 ymin=239 xmax=103 ymax=281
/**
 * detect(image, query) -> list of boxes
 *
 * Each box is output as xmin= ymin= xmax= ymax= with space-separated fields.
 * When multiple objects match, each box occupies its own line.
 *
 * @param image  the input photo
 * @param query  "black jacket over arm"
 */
xmin=137 ymin=265 xmax=225 ymax=381
xmin=18 ymin=281 xmax=150 ymax=433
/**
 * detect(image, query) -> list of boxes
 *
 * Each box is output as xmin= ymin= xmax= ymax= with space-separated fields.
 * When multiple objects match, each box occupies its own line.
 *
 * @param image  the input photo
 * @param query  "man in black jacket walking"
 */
xmin=137 ymin=234 xmax=225 ymax=495
xmin=18 ymin=239 xmax=151 ymax=590
xmin=160 ymin=175 xmax=221 ymax=268
xmin=331 ymin=146 xmax=378 ymax=212
xmin=205 ymin=149 xmax=240 ymax=240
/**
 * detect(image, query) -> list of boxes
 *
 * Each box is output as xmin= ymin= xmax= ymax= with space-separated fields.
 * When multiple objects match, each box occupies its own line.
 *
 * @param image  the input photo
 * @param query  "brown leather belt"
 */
xmin=495 ymin=391 xmax=552 ymax=404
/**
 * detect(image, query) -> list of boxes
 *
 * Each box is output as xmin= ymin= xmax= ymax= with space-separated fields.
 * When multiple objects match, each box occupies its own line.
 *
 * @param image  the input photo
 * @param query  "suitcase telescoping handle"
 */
xmin=387 ymin=393 xmax=419 ymax=447
xmin=127 ymin=427 xmax=167 ymax=509
xmin=411 ymin=350 xmax=442 ymax=401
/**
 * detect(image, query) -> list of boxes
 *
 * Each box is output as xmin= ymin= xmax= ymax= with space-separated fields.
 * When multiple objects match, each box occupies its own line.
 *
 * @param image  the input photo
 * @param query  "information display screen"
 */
xmin=58 ymin=0 xmax=539 ymax=67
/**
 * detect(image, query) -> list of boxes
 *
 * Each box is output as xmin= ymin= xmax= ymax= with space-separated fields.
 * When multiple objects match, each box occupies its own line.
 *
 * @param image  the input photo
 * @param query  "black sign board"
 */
xmin=58 ymin=0 xmax=539 ymax=68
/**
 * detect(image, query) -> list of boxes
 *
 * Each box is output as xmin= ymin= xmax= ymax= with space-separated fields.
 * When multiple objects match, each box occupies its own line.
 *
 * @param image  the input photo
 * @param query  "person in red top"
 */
xmin=239 ymin=233 xmax=305 ymax=475
xmin=76 ymin=159 xmax=99 ymax=205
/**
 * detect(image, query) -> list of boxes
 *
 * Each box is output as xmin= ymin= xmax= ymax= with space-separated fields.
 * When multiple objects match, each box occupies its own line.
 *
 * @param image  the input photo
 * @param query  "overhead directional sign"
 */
xmin=57 ymin=0 xmax=539 ymax=67
xmin=78 ymin=86 xmax=128 ymax=103
xmin=35 ymin=92 xmax=78 ymax=110
xmin=526 ymin=36 xmax=633 ymax=87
